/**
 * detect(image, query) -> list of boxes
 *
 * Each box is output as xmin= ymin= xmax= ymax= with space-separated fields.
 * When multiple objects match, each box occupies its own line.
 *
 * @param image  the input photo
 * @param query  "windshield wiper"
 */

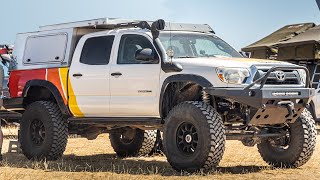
xmin=202 ymin=54 xmax=216 ymax=57
xmin=175 ymin=56 xmax=197 ymax=58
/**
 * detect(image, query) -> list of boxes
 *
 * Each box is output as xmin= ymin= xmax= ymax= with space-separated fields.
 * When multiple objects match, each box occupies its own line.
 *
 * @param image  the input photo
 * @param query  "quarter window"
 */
xmin=80 ymin=36 xmax=114 ymax=65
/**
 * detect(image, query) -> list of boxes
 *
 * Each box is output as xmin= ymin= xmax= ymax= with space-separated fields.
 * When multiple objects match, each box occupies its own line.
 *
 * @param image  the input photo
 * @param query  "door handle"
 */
xmin=111 ymin=72 xmax=122 ymax=77
xmin=73 ymin=73 xmax=83 ymax=77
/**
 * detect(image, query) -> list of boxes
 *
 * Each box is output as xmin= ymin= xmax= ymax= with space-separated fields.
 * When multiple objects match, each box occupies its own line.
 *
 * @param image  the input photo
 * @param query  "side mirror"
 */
xmin=135 ymin=48 xmax=155 ymax=61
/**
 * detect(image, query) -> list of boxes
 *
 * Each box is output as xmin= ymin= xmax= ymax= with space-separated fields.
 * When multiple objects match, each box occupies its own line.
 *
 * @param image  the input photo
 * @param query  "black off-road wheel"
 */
xmin=257 ymin=109 xmax=317 ymax=168
xmin=109 ymin=128 xmax=157 ymax=157
xmin=163 ymin=101 xmax=226 ymax=173
xmin=20 ymin=101 xmax=68 ymax=160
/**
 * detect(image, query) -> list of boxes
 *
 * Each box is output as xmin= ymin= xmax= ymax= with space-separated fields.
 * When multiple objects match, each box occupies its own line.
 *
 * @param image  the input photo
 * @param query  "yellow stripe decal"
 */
xmin=60 ymin=68 xmax=84 ymax=117
xmin=58 ymin=68 xmax=68 ymax=101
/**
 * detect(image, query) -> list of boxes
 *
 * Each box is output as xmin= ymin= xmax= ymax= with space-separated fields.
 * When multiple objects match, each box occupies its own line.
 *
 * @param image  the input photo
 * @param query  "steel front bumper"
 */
xmin=203 ymin=66 xmax=314 ymax=125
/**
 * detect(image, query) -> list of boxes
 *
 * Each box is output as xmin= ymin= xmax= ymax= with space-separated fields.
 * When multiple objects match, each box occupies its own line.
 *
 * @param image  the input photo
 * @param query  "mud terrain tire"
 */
xmin=109 ymin=129 xmax=157 ymax=157
xmin=258 ymin=109 xmax=317 ymax=168
xmin=20 ymin=101 xmax=68 ymax=160
xmin=163 ymin=101 xmax=226 ymax=173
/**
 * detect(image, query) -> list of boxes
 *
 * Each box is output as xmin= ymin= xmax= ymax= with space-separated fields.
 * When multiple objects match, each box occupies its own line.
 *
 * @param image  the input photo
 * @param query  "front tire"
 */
xmin=109 ymin=128 xmax=157 ymax=157
xmin=257 ymin=109 xmax=317 ymax=168
xmin=20 ymin=101 xmax=68 ymax=160
xmin=163 ymin=101 xmax=226 ymax=173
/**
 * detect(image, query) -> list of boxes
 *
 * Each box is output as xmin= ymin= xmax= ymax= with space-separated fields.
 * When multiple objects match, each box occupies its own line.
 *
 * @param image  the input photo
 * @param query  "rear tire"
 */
xmin=20 ymin=101 xmax=68 ymax=160
xmin=109 ymin=128 xmax=157 ymax=157
xmin=257 ymin=109 xmax=317 ymax=168
xmin=163 ymin=101 xmax=225 ymax=173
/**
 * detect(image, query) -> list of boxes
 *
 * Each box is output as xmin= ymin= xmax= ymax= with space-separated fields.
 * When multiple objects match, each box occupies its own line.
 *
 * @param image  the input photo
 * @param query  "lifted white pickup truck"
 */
xmin=1 ymin=18 xmax=316 ymax=173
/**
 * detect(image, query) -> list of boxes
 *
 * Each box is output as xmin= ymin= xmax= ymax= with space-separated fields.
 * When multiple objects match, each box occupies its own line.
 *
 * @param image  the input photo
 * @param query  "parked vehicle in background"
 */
xmin=0 ymin=44 xmax=13 ymax=97
xmin=0 ymin=45 xmax=21 ymax=124
xmin=1 ymin=18 xmax=316 ymax=172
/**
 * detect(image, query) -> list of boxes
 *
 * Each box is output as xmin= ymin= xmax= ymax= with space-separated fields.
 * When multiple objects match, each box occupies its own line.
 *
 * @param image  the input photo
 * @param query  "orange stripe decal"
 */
xmin=47 ymin=68 xmax=67 ymax=104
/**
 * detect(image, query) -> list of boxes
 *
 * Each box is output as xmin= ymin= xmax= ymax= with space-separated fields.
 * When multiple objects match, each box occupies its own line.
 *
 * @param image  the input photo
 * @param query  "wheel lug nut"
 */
xmin=185 ymin=134 xmax=192 ymax=143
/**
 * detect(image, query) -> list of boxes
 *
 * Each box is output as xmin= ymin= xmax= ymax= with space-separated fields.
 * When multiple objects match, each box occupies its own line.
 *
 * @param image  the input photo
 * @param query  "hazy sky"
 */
xmin=0 ymin=0 xmax=319 ymax=50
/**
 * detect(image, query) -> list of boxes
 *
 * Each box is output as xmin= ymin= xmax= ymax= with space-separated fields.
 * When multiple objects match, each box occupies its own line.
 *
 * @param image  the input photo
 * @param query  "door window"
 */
xmin=117 ymin=34 xmax=159 ymax=64
xmin=80 ymin=36 xmax=115 ymax=65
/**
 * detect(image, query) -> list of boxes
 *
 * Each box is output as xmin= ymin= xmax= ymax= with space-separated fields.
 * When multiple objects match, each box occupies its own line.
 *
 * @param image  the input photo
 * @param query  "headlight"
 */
xmin=216 ymin=67 xmax=250 ymax=84
xmin=297 ymin=69 xmax=307 ymax=85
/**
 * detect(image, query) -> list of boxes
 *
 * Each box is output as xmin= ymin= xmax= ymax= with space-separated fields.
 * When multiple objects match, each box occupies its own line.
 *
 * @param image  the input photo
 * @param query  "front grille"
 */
xmin=254 ymin=69 xmax=301 ymax=85
xmin=265 ymin=78 xmax=299 ymax=85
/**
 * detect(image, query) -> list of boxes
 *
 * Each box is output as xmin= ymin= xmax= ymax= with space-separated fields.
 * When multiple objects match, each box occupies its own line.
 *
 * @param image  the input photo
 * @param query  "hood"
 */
xmin=173 ymin=57 xmax=294 ymax=69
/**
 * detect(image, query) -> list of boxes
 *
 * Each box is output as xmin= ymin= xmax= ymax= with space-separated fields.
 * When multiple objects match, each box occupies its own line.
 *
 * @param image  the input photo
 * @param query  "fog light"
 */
xmin=272 ymin=92 xmax=285 ymax=96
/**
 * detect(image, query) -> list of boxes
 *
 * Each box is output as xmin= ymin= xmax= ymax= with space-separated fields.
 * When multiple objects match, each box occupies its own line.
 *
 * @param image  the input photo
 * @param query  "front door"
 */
xmin=68 ymin=34 xmax=115 ymax=117
xmin=109 ymin=33 xmax=161 ymax=117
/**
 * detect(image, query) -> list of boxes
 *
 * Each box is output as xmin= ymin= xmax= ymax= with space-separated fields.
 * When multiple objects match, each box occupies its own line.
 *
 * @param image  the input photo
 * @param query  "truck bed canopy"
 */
xmin=242 ymin=23 xmax=315 ymax=59
xmin=278 ymin=25 xmax=320 ymax=60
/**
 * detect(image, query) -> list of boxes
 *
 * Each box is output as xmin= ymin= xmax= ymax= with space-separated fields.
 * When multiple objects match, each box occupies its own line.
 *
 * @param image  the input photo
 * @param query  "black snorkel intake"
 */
xmin=151 ymin=19 xmax=183 ymax=73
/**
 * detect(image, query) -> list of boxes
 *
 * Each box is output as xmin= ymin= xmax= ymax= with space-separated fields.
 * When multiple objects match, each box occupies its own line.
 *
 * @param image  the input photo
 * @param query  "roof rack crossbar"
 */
xmin=114 ymin=21 xmax=151 ymax=30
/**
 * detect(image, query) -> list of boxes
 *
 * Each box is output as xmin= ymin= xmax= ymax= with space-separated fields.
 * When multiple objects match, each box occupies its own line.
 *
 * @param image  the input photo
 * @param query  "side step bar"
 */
xmin=68 ymin=117 xmax=163 ymax=128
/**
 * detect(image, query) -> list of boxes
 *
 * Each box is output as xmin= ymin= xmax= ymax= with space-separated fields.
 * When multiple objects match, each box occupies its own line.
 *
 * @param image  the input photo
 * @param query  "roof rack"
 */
xmin=39 ymin=18 xmax=146 ymax=31
xmin=39 ymin=17 xmax=214 ymax=33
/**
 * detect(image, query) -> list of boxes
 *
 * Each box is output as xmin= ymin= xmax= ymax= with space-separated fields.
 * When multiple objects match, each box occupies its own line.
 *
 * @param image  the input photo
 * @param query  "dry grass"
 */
xmin=1 ymin=127 xmax=320 ymax=180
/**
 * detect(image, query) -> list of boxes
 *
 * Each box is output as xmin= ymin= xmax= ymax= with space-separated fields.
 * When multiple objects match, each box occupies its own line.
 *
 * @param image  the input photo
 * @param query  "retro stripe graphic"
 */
xmin=62 ymin=68 xmax=84 ymax=117
xmin=50 ymin=68 xmax=84 ymax=117
xmin=47 ymin=68 xmax=67 ymax=104
xmin=9 ymin=67 xmax=84 ymax=117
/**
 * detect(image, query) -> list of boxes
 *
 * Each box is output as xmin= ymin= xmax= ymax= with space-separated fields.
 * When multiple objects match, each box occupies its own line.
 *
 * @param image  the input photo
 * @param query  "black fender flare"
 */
xmin=159 ymin=74 xmax=213 ymax=117
xmin=23 ymin=80 xmax=71 ymax=116
xmin=308 ymin=99 xmax=317 ymax=120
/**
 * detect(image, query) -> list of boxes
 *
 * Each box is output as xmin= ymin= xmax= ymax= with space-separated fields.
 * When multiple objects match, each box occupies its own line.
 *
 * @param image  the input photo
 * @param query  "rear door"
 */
xmin=109 ymin=33 xmax=161 ymax=117
xmin=68 ymin=33 xmax=115 ymax=117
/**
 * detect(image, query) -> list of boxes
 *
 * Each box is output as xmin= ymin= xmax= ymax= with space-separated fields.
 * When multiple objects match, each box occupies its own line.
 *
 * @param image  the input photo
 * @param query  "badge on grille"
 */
xmin=275 ymin=71 xmax=286 ymax=82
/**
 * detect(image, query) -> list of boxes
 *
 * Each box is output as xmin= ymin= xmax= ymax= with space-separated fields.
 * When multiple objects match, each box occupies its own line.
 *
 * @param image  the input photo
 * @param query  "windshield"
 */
xmin=159 ymin=32 xmax=242 ymax=58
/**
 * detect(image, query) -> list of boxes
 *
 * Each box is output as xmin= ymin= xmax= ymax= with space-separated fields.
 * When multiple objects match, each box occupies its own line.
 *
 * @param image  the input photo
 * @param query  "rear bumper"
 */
xmin=204 ymin=66 xmax=314 ymax=125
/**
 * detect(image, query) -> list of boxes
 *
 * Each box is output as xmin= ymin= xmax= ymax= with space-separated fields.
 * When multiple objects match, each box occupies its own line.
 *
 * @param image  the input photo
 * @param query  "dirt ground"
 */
xmin=1 ymin=127 xmax=320 ymax=180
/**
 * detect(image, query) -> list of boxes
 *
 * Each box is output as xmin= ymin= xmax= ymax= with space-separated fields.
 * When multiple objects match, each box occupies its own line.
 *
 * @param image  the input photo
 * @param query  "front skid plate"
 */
xmin=204 ymin=87 xmax=314 ymax=125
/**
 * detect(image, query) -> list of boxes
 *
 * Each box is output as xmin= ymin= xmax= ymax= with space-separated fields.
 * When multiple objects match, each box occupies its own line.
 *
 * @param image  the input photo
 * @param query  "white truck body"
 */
xmin=9 ymin=18 xmax=302 ymax=118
